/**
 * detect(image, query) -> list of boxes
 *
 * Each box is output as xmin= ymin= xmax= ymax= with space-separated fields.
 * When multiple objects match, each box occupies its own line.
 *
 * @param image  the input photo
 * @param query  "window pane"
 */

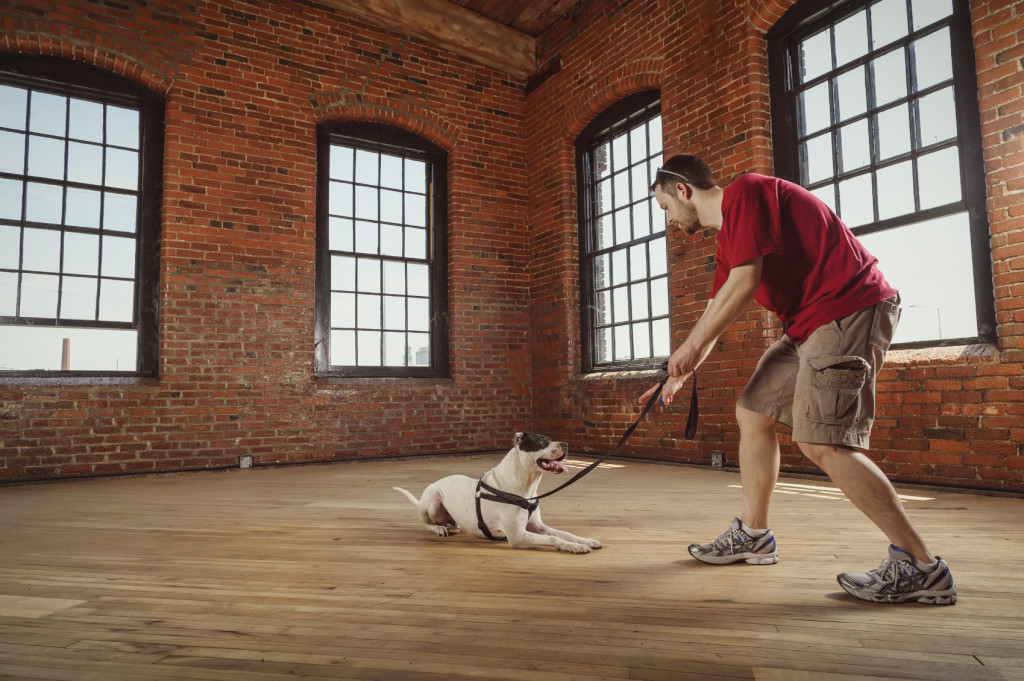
xmin=330 ymin=146 xmax=353 ymax=181
xmin=629 ymin=243 xmax=648 ymax=280
xmin=331 ymin=292 xmax=355 ymax=327
xmin=871 ymin=0 xmax=909 ymax=49
xmin=913 ymin=28 xmax=952 ymax=91
xmin=29 ymin=92 xmax=66 ymax=136
xmin=612 ymin=286 xmax=628 ymax=323
xmin=872 ymin=48 xmax=907 ymax=107
xmin=63 ymin=232 xmax=99 ymax=275
xmin=103 ymin=192 xmax=137 ymax=232
xmin=595 ymin=326 xmax=611 ymax=363
xmin=354 ymin=186 xmax=378 ymax=220
xmin=802 ymin=132 xmax=834 ymax=184
xmin=25 ymin=182 xmax=63 ymax=224
xmin=357 ymin=257 xmax=381 ymax=293
xmin=28 ymin=135 xmax=65 ymax=180
xmin=833 ymin=10 xmax=867 ymax=67
xmin=0 ymin=225 xmax=19 ymax=269
xmin=22 ymin=227 xmax=61 ymax=272
xmin=876 ymin=104 xmax=911 ymax=160
xmin=405 ymin=227 xmax=426 ymax=259
xmin=383 ymin=295 xmax=404 ymax=329
xmin=632 ymin=202 xmax=651 ymax=239
xmin=64 ymin=188 xmax=100 ymax=229
xmin=652 ymin=318 xmax=670 ymax=356
xmin=67 ymin=141 xmax=103 ymax=185
xmin=98 ymin=278 xmax=135 ymax=322
xmin=612 ymin=134 xmax=628 ymax=172
xmin=839 ymin=119 xmax=870 ymax=172
xmin=630 ymin=282 xmax=648 ymax=320
xmin=875 ymin=160 xmax=915 ymax=220
xmin=354 ymin=220 xmax=378 ymax=254
xmin=800 ymin=29 xmax=832 ymax=83
xmin=0 ymin=271 xmax=17 ymax=315
xmin=355 ymin=149 xmax=378 ymax=185
xmin=380 ymin=189 xmax=402 ymax=223
xmin=917 ymin=146 xmax=961 ymax=209
xmin=405 ymin=193 xmax=426 ymax=227
xmin=408 ymin=332 xmax=429 ymax=366
xmin=649 ymin=236 xmax=667 ymax=276
xmin=331 ymin=255 xmax=355 ymax=290
xmin=0 ymin=131 xmax=25 ymax=174
xmin=380 ymin=223 xmax=402 ymax=257
xmin=105 ymin=106 xmax=138 ymax=149
xmin=799 ymin=82 xmax=831 ymax=136
xmin=330 ymin=330 xmax=355 ymax=365
xmin=104 ymin=148 xmax=138 ymax=190
xmin=629 ymin=125 xmax=647 ymax=163
xmin=838 ymin=173 xmax=874 ymax=227
xmin=918 ymin=87 xmax=957 ymax=147
xmin=911 ymin=0 xmax=952 ymax=30
xmin=835 ymin=66 xmax=867 ymax=121
xmin=328 ymin=180 xmax=352 ymax=217
xmin=0 ymin=326 xmax=136 ymax=371
xmin=19 ymin=273 xmax=59 ymax=316
xmin=68 ymin=99 xmax=103 ymax=143
xmin=357 ymin=293 xmax=381 ymax=329
xmin=405 ymin=159 xmax=426 ymax=191
xmin=649 ymin=116 xmax=662 ymax=154
xmin=357 ymin=330 xmax=382 ymax=366
xmin=0 ymin=179 xmax=23 ymax=220
xmin=0 ymin=84 xmax=27 ymax=130
xmin=59 ymin=275 xmax=97 ymax=320
xmin=383 ymin=261 xmax=405 ymax=295
xmin=650 ymin=276 xmax=669 ymax=316
xmin=594 ymin=253 xmax=609 ymax=290
xmin=101 ymin=235 xmax=136 ymax=279
xmin=630 ymin=163 xmax=648 ymax=203
xmin=632 ymin=322 xmax=651 ymax=359
xmin=329 ymin=217 xmax=354 ymax=251
xmin=379 ymin=154 xmax=403 ymax=190
xmin=859 ymin=212 xmax=976 ymax=343
xmin=383 ymin=331 xmax=406 ymax=366
xmin=407 ymin=263 xmax=428 ymax=294
xmin=613 ymin=170 xmax=629 ymax=209
xmin=611 ymin=249 xmax=628 ymax=286
xmin=614 ymin=324 xmax=630 ymax=360
xmin=408 ymin=297 xmax=429 ymax=332
xmin=614 ymin=207 xmax=630 ymax=244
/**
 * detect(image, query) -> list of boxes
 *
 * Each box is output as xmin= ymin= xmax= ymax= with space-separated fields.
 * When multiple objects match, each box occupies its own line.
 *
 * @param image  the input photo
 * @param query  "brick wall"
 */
xmin=0 ymin=0 xmax=534 ymax=480
xmin=525 ymin=0 xmax=1024 ymax=492
xmin=1 ymin=0 xmax=1022 ymax=492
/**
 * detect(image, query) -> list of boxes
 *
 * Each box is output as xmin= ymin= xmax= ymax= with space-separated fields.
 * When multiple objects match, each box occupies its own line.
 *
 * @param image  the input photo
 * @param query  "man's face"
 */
xmin=654 ymin=183 xmax=701 ymax=236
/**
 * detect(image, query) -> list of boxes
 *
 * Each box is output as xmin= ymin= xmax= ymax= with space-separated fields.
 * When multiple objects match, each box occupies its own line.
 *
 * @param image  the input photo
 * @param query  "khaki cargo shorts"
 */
xmin=736 ymin=294 xmax=901 ymax=451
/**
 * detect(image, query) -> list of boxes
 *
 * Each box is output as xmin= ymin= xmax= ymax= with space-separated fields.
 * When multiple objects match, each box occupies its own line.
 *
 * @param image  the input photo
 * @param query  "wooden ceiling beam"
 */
xmin=315 ymin=0 xmax=537 ymax=79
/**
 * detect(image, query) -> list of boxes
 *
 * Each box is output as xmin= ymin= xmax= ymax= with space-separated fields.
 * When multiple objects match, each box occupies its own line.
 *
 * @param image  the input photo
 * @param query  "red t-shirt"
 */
xmin=712 ymin=173 xmax=896 ymax=343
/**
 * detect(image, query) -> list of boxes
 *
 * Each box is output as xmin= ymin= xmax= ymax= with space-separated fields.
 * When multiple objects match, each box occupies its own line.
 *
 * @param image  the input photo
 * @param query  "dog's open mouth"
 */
xmin=537 ymin=453 xmax=568 ymax=474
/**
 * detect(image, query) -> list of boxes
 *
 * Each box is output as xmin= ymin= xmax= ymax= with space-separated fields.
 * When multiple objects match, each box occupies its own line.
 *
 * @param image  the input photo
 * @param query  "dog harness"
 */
xmin=472 ymin=364 xmax=697 ymax=542
xmin=475 ymin=475 xmax=538 ymax=541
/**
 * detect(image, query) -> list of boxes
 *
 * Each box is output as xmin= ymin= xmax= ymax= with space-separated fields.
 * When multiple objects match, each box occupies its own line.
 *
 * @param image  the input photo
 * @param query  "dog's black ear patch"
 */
xmin=517 ymin=432 xmax=551 ymax=452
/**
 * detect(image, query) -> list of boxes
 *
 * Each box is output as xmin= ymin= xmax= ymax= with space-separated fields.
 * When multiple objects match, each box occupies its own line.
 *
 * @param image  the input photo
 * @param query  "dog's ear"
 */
xmin=513 ymin=432 xmax=523 ymax=448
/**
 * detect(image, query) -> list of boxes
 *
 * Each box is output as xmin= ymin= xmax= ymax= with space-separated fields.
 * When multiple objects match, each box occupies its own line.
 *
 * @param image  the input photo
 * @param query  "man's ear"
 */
xmin=676 ymin=181 xmax=691 ymax=199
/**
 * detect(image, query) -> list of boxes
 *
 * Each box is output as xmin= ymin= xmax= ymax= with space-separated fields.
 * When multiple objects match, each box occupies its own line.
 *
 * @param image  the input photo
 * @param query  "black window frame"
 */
xmin=0 ymin=54 xmax=163 ymax=378
xmin=577 ymin=90 xmax=668 ymax=373
xmin=767 ymin=0 xmax=995 ymax=348
xmin=315 ymin=121 xmax=449 ymax=379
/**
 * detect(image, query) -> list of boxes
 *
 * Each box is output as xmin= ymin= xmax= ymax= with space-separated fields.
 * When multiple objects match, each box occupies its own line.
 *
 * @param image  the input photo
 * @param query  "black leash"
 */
xmin=474 ymin=364 xmax=699 ymax=539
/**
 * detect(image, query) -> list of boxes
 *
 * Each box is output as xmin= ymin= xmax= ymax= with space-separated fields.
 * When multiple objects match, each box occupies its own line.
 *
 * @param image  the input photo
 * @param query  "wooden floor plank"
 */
xmin=0 ymin=454 xmax=1021 ymax=680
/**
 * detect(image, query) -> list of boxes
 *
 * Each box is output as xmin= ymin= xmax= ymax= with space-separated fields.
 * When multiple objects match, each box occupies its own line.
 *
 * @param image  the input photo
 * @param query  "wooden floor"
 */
xmin=0 ymin=454 xmax=1022 ymax=681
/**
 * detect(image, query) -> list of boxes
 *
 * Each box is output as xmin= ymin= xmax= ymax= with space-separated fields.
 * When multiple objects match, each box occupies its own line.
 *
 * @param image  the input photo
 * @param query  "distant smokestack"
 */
xmin=61 ymin=338 xmax=71 ymax=371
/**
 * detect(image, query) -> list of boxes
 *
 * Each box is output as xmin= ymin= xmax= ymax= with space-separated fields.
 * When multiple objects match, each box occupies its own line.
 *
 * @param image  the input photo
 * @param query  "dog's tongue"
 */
xmin=550 ymin=459 xmax=568 ymax=474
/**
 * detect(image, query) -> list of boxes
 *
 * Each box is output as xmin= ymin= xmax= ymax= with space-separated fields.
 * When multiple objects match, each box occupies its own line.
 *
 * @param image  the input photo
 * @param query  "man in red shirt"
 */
xmin=640 ymin=154 xmax=957 ymax=605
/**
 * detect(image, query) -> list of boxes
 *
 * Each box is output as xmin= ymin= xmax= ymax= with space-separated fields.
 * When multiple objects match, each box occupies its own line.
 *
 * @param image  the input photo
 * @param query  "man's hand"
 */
xmin=638 ymin=373 xmax=689 ymax=407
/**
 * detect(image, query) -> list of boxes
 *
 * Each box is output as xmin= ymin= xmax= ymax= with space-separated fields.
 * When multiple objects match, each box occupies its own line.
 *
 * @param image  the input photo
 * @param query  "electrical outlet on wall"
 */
xmin=239 ymin=455 xmax=253 ymax=469
xmin=711 ymin=452 xmax=723 ymax=468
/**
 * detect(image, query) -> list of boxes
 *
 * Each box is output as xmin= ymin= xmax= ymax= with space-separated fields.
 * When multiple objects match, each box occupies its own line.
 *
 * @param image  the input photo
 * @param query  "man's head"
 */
xmin=649 ymin=154 xmax=720 ymax=235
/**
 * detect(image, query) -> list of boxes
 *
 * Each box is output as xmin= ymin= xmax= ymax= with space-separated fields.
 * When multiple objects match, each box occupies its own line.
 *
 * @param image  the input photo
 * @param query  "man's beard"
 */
xmin=677 ymin=202 xmax=701 ymax=236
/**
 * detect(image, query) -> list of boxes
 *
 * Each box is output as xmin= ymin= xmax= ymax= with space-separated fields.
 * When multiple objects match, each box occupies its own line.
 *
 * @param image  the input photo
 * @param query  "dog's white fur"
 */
xmin=393 ymin=433 xmax=602 ymax=553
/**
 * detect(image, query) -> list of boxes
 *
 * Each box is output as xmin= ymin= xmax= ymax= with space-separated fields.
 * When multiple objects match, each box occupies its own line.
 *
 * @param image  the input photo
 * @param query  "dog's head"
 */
xmin=513 ymin=432 xmax=569 ymax=475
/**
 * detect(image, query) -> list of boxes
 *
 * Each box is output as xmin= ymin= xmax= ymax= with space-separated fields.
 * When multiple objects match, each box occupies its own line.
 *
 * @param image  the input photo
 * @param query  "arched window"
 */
xmin=768 ymin=0 xmax=994 ymax=347
xmin=315 ymin=122 xmax=448 ymax=378
xmin=576 ymin=91 xmax=669 ymax=372
xmin=0 ymin=55 xmax=163 ymax=376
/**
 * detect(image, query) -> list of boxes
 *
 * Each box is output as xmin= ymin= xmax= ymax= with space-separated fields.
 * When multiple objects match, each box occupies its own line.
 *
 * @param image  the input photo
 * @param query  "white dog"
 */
xmin=393 ymin=432 xmax=603 ymax=553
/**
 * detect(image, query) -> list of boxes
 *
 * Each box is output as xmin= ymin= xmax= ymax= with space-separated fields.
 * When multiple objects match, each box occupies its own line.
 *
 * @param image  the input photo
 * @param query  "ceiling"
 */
xmin=448 ymin=0 xmax=586 ymax=38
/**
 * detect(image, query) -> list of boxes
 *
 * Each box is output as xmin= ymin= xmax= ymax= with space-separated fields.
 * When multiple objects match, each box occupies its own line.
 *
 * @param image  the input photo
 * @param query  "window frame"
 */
xmin=576 ymin=90 xmax=667 ymax=373
xmin=314 ymin=121 xmax=449 ymax=379
xmin=767 ymin=0 xmax=995 ymax=348
xmin=0 ymin=54 xmax=163 ymax=378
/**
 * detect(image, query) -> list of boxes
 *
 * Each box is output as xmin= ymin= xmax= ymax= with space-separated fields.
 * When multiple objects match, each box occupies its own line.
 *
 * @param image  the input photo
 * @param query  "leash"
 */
xmin=474 ymin=364 xmax=699 ymax=538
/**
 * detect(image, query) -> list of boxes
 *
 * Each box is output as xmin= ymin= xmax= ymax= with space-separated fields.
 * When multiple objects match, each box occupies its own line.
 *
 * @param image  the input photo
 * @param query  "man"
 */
xmin=640 ymin=154 xmax=956 ymax=605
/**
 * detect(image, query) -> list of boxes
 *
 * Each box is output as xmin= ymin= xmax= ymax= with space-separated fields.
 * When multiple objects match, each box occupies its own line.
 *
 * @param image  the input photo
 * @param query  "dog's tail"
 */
xmin=392 ymin=487 xmax=419 ymax=507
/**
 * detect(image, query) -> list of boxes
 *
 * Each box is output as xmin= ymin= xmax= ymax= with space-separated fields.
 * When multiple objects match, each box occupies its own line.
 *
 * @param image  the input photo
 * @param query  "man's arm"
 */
xmin=667 ymin=256 xmax=763 ymax=377
xmin=639 ymin=256 xmax=762 ymax=406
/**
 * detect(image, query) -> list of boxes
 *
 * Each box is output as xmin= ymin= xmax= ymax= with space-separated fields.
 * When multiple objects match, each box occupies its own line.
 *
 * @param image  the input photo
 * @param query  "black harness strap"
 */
xmin=473 ymin=364 xmax=699 ymax=536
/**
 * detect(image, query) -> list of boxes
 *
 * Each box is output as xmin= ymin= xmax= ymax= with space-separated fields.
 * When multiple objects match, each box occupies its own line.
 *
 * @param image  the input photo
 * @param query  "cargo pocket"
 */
xmin=805 ymin=355 xmax=870 ymax=426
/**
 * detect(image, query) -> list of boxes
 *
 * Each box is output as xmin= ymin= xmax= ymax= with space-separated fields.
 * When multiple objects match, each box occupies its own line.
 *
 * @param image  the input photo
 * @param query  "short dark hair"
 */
xmin=649 ymin=154 xmax=718 ymax=192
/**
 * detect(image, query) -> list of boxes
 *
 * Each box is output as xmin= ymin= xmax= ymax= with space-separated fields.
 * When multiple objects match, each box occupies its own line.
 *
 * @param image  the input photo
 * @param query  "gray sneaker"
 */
xmin=837 ymin=545 xmax=957 ymax=605
xmin=688 ymin=517 xmax=779 ymax=565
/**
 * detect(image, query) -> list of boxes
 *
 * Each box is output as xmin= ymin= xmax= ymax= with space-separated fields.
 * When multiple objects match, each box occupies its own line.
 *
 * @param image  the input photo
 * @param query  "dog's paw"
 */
xmin=581 ymin=537 xmax=603 ymax=550
xmin=428 ymin=524 xmax=456 ymax=537
xmin=561 ymin=541 xmax=592 ymax=554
